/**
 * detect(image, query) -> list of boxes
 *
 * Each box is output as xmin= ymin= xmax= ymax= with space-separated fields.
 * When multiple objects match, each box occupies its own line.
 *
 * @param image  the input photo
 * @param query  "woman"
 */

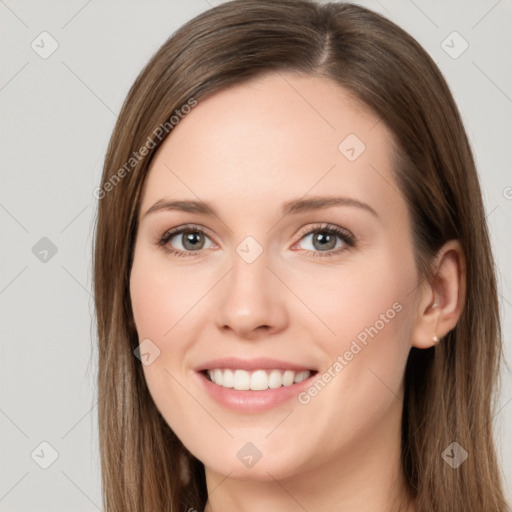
xmin=92 ymin=1 xmax=509 ymax=510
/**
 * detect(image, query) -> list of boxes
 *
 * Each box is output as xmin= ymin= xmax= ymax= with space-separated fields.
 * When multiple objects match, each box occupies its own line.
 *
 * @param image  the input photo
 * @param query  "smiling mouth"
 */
xmin=202 ymin=368 xmax=317 ymax=391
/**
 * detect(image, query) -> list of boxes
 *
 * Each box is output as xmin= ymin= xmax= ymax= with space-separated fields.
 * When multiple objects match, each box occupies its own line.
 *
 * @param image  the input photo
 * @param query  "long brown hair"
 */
xmin=92 ymin=1 xmax=509 ymax=510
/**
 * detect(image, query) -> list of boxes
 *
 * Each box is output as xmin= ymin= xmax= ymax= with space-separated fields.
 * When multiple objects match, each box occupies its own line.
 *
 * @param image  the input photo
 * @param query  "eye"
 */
xmin=156 ymin=223 xmax=355 ymax=258
xmin=291 ymin=224 xmax=355 ymax=257
xmin=157 ymin=224 xmax=215 ymax=256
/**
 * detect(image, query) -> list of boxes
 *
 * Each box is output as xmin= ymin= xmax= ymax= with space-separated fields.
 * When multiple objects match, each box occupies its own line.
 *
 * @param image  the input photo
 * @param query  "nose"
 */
xmin=214 ymin=245 xmax=289 ymax=340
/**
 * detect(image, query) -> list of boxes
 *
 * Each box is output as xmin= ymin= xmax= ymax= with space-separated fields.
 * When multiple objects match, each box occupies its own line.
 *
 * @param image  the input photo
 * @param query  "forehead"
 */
xmin=139 ymin=71 xmax=405 ymax=224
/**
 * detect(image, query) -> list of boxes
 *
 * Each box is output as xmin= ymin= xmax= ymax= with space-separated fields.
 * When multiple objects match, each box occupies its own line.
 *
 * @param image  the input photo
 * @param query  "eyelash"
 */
xmin=156 ymin=223 xmax=356 ymax=258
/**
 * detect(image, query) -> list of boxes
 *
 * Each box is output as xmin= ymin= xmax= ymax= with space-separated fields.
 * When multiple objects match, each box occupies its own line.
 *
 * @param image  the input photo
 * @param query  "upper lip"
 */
xmin=195 ymin=357 xmax=316 ymax=372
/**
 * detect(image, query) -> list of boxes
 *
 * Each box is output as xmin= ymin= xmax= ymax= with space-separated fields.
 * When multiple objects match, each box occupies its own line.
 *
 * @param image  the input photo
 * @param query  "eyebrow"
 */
xmin=143 ymin=196 xmax=378 ymax=219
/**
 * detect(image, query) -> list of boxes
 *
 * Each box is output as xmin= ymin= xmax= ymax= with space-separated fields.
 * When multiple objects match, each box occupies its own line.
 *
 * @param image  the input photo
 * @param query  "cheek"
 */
xmin=291 ymin=246 xmax=416 ymax=350
xmin=129 ymin=254 xmax=210 ymax=445
xmin=296 ymin=247 xmax=416 ymax=406
xmin=129 ymin=249 xmax=205 ymax=342
xmin=130 ymin=269 xmax=175 ymax=340
xmin=129 ymin=252 xmax=192 ymax=401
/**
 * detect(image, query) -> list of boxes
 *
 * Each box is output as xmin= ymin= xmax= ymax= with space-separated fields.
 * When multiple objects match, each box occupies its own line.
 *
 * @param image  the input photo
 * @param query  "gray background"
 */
xmin=1 ymin=0 xmax=510 ymax=510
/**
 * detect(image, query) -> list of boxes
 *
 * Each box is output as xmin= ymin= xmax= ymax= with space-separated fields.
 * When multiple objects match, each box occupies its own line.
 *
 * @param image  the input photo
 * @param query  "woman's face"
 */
xmin=130 ymin=71 xmax=422 ymax=481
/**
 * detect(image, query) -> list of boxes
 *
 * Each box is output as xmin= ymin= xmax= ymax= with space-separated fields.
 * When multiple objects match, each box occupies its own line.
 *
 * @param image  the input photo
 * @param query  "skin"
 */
xmin=129 ymin=71 xmax=464 ymax=512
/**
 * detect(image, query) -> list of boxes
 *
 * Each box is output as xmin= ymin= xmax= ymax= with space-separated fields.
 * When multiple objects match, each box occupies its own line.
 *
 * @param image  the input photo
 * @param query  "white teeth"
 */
xmin=222 ymin=369 xmax=234 ymax=388
xmin=250 ymin=370 xmax=268 ymax=391
xmin=294 ymin=370 xmax=310 ymax=383
xmin=268 ymin=369 xmax=282 ymax=389
xmin=214 ymin=369 xmax=223 ymax=385
xmin=206 ymin=369 xmax=312 ymax=391
xmin=234 ymin=369 xmax=250 ymax=390
xmin=283 ymin=370 xmax=295 ymax=386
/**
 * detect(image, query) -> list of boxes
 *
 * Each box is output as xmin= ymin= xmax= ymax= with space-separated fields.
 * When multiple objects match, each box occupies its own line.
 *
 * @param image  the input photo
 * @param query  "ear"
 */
xmin=411 ymin=240 xmax=466 ymax=349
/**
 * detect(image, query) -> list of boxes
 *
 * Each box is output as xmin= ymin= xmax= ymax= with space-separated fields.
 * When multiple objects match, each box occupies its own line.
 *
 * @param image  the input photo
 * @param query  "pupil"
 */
xmin=314 ymin=232 xmax=335 ymax=250
xmin=183 ymin=231 xmax=203 ymax=250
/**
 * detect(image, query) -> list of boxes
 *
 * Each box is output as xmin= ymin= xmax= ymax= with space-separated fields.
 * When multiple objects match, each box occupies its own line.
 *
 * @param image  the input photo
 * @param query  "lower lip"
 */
xmin=196 ymin=371 xmax=316 ymax=413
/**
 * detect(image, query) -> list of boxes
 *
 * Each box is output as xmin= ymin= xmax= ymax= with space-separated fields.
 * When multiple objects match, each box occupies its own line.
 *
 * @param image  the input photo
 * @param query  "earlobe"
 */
xmin=411 ymin=298 xmax=441 ymax=349
xmin=431 ymin=302 xmax=440 ymax=344
xmin=411 ymin=240 xmax=466 ymax=349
